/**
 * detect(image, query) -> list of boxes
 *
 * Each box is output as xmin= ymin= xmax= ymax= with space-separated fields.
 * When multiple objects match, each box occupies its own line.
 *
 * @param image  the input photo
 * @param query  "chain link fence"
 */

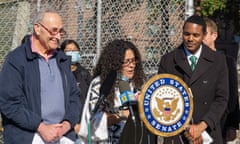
xmin=0 ymin=0 xmax=186 ymax=77
xmin=0 ymin=0 xmax=187 ymax=143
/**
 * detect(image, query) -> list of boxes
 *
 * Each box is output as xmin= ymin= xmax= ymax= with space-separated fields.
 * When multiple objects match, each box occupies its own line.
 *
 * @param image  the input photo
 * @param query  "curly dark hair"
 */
xmin=93 ymin=39 xmax=146 ymax=104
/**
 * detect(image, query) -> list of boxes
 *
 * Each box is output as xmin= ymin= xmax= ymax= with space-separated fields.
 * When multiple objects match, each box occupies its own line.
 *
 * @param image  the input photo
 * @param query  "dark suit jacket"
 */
xmin=221 ymin=54 xmax=240 ymax=136
xmin=158 ymin=43 xmax=229 ymax=144
xmin=73 ymin=63 xmax=92 ymax=119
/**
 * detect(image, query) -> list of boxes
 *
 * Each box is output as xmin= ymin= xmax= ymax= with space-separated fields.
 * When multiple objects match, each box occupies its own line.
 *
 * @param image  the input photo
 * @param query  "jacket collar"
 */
xmin=174 ymin=43 xmax=215 ymax=85
xmin=23 ymin=35 xmax=68 ymax=63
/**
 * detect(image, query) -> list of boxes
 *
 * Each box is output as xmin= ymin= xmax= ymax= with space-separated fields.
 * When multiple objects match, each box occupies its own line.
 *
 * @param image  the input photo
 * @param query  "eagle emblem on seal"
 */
xmin=138 ymin=74 xmax=193 ymax=137
xmin=153 ymin=97 xmax=180 ymax=121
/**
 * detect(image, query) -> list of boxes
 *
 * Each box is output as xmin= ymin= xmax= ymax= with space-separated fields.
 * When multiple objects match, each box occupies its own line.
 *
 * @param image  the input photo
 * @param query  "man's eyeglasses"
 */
xmin=122 ymin=58 xmax=138 ymax=66
xmin=38 ymin=23 xmax=66 ymax=37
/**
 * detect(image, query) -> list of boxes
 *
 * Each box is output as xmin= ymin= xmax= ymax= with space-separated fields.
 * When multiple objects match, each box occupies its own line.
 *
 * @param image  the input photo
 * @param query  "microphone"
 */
xmin=92 ymin=70 xmax=117 ymax=115
xmin=119 ymin=80 xmax=136 ymax=122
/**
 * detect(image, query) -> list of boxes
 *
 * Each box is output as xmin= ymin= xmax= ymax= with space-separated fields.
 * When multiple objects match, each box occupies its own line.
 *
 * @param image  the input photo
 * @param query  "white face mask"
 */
xmin=65 ymin=51 xmax=81 ymax=64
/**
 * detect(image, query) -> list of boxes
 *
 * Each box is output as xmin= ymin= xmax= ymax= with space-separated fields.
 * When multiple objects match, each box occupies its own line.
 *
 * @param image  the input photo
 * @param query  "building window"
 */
xmin=134 ymin=22 xmax=139 ymax=32
xmin=145 ymin=23 xmax=159 ymax=37
xmin=145 ymin=46 xmax=158 ymax=61
xmin=86 ymin=0 xmax=93 ymax=9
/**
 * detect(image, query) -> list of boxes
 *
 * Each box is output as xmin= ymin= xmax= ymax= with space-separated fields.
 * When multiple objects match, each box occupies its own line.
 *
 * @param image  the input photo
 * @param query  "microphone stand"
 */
xmin=129 ymin=105 xmax=137 ymax=144
xmin=139 ymin=120 xmax=144 ymax=144
xmin=87 ymin=121 xmax=91 ymax=144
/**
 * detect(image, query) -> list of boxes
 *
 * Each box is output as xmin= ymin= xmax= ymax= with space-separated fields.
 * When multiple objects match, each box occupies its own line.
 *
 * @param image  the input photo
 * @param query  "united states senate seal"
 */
xmin=138 ymin=74 xmax=193 ymax=137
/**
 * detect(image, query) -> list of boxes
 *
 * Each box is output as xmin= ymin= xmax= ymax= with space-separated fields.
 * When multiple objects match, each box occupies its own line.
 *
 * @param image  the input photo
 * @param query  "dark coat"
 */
xmin=158 ymin=43 xmax=229 ymax=144
xmin=0 ymin=36 xmax=81 ymax=144
xmin=72 ymin=63 xmax=92 ymax=119
xmin=221 ymin=54 xmax=240 ymax=136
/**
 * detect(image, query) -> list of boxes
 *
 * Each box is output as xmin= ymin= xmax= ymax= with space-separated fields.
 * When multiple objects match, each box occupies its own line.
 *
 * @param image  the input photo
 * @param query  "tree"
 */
xmin=195 ymin=0 xmax=240 ymax=40
xmin=199 ymin=0 xmax=227 ymax=16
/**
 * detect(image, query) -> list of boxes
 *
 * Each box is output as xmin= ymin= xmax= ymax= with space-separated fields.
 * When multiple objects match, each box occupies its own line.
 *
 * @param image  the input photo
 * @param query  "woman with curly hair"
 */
xmin=78 ymin=39 xmax=146 ymax=144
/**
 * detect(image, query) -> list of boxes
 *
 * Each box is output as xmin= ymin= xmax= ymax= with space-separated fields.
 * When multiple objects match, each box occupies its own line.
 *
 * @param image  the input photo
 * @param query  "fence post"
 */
xmin=96 ymin=0 xmax=102 ymax=66
xmin=185 ymin=0 xmax=194 ymax=19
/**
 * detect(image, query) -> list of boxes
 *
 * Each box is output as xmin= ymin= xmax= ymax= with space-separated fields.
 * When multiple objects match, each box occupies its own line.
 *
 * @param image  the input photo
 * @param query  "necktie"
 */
xmin=190 ymin=55 xmax=197 ymax=71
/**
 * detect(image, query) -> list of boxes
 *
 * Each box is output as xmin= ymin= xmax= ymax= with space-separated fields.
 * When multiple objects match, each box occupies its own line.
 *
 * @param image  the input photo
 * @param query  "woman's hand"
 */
xmin=74 ymin=123 xmax=80 ymax=134
xmin=107 ymin=110 xmax=129 ymax=126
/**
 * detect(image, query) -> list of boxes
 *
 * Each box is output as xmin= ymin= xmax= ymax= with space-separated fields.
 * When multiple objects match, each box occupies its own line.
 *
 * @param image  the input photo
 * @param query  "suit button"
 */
xmin=203 ymin=102 xmax=207 ymax=104
xmin=203 ymin=80 xmax=208 ymax=84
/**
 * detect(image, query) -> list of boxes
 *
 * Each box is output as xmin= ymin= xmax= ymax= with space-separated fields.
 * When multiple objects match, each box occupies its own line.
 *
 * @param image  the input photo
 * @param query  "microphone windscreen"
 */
xmin=119 ymin=80 xmax=136 ymax=107
xmin=100 ymin=70 xmax=117 ymax=97
xmin=119 ymin=80 xmax=131 ymax=93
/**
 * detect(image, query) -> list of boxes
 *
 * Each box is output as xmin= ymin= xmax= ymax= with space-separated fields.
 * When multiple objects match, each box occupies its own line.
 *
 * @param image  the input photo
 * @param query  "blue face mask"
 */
xmin=65 ymin=51 xmax=81 ymax=64
xmin=117 ymin=73 xmax=130 ymax=82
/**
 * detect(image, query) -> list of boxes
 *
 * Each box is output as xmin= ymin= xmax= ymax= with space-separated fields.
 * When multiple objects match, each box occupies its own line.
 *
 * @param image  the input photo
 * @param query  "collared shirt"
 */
xmin=31 ymin=36 xmax=65 ymax=124
xmin=184 ymin=45 xmax=202 ymax=66
xmin=31 ymin=36 xmax=56 ymax=61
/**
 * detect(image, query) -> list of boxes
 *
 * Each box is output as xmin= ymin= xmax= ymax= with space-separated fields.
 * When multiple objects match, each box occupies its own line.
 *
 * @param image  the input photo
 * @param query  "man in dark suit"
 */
xmin=203 ymin=17 xmax=239 ymax=143
xmin=158 ymin=15 xmax=229 ymax=144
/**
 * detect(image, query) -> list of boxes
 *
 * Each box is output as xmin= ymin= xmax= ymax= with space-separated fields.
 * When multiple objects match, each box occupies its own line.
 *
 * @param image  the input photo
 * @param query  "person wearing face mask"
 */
xmin=60 ymin=39 xmax=92 ymax=135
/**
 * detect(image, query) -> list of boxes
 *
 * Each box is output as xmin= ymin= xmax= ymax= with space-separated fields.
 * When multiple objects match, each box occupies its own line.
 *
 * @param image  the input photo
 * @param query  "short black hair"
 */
xmin=60 ymin=39 xmax=80 ymax=51
xmin=183 ymin=15 xmax=206 ymax=33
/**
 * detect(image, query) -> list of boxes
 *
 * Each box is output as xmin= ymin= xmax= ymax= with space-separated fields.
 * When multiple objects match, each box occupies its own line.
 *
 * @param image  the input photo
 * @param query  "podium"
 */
xmin=118 ymin=104 xmax=157 ymax=144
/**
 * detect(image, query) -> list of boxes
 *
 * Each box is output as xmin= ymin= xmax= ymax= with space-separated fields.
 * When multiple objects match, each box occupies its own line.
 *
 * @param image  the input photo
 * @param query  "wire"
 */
xmin=139 ymin=120 xmax=144 ymax=144
xmin=131 ymin=110 xmax=137 ymax=144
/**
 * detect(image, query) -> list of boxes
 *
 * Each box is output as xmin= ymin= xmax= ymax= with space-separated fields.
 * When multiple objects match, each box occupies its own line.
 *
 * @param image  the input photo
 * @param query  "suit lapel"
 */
xmin=174 ymin=45 xmax=192 ymax=77
xmin=174 ymin=44 xmax=215 ymax=85
xmin=190 ymin=45 xmax=215 ymax=84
